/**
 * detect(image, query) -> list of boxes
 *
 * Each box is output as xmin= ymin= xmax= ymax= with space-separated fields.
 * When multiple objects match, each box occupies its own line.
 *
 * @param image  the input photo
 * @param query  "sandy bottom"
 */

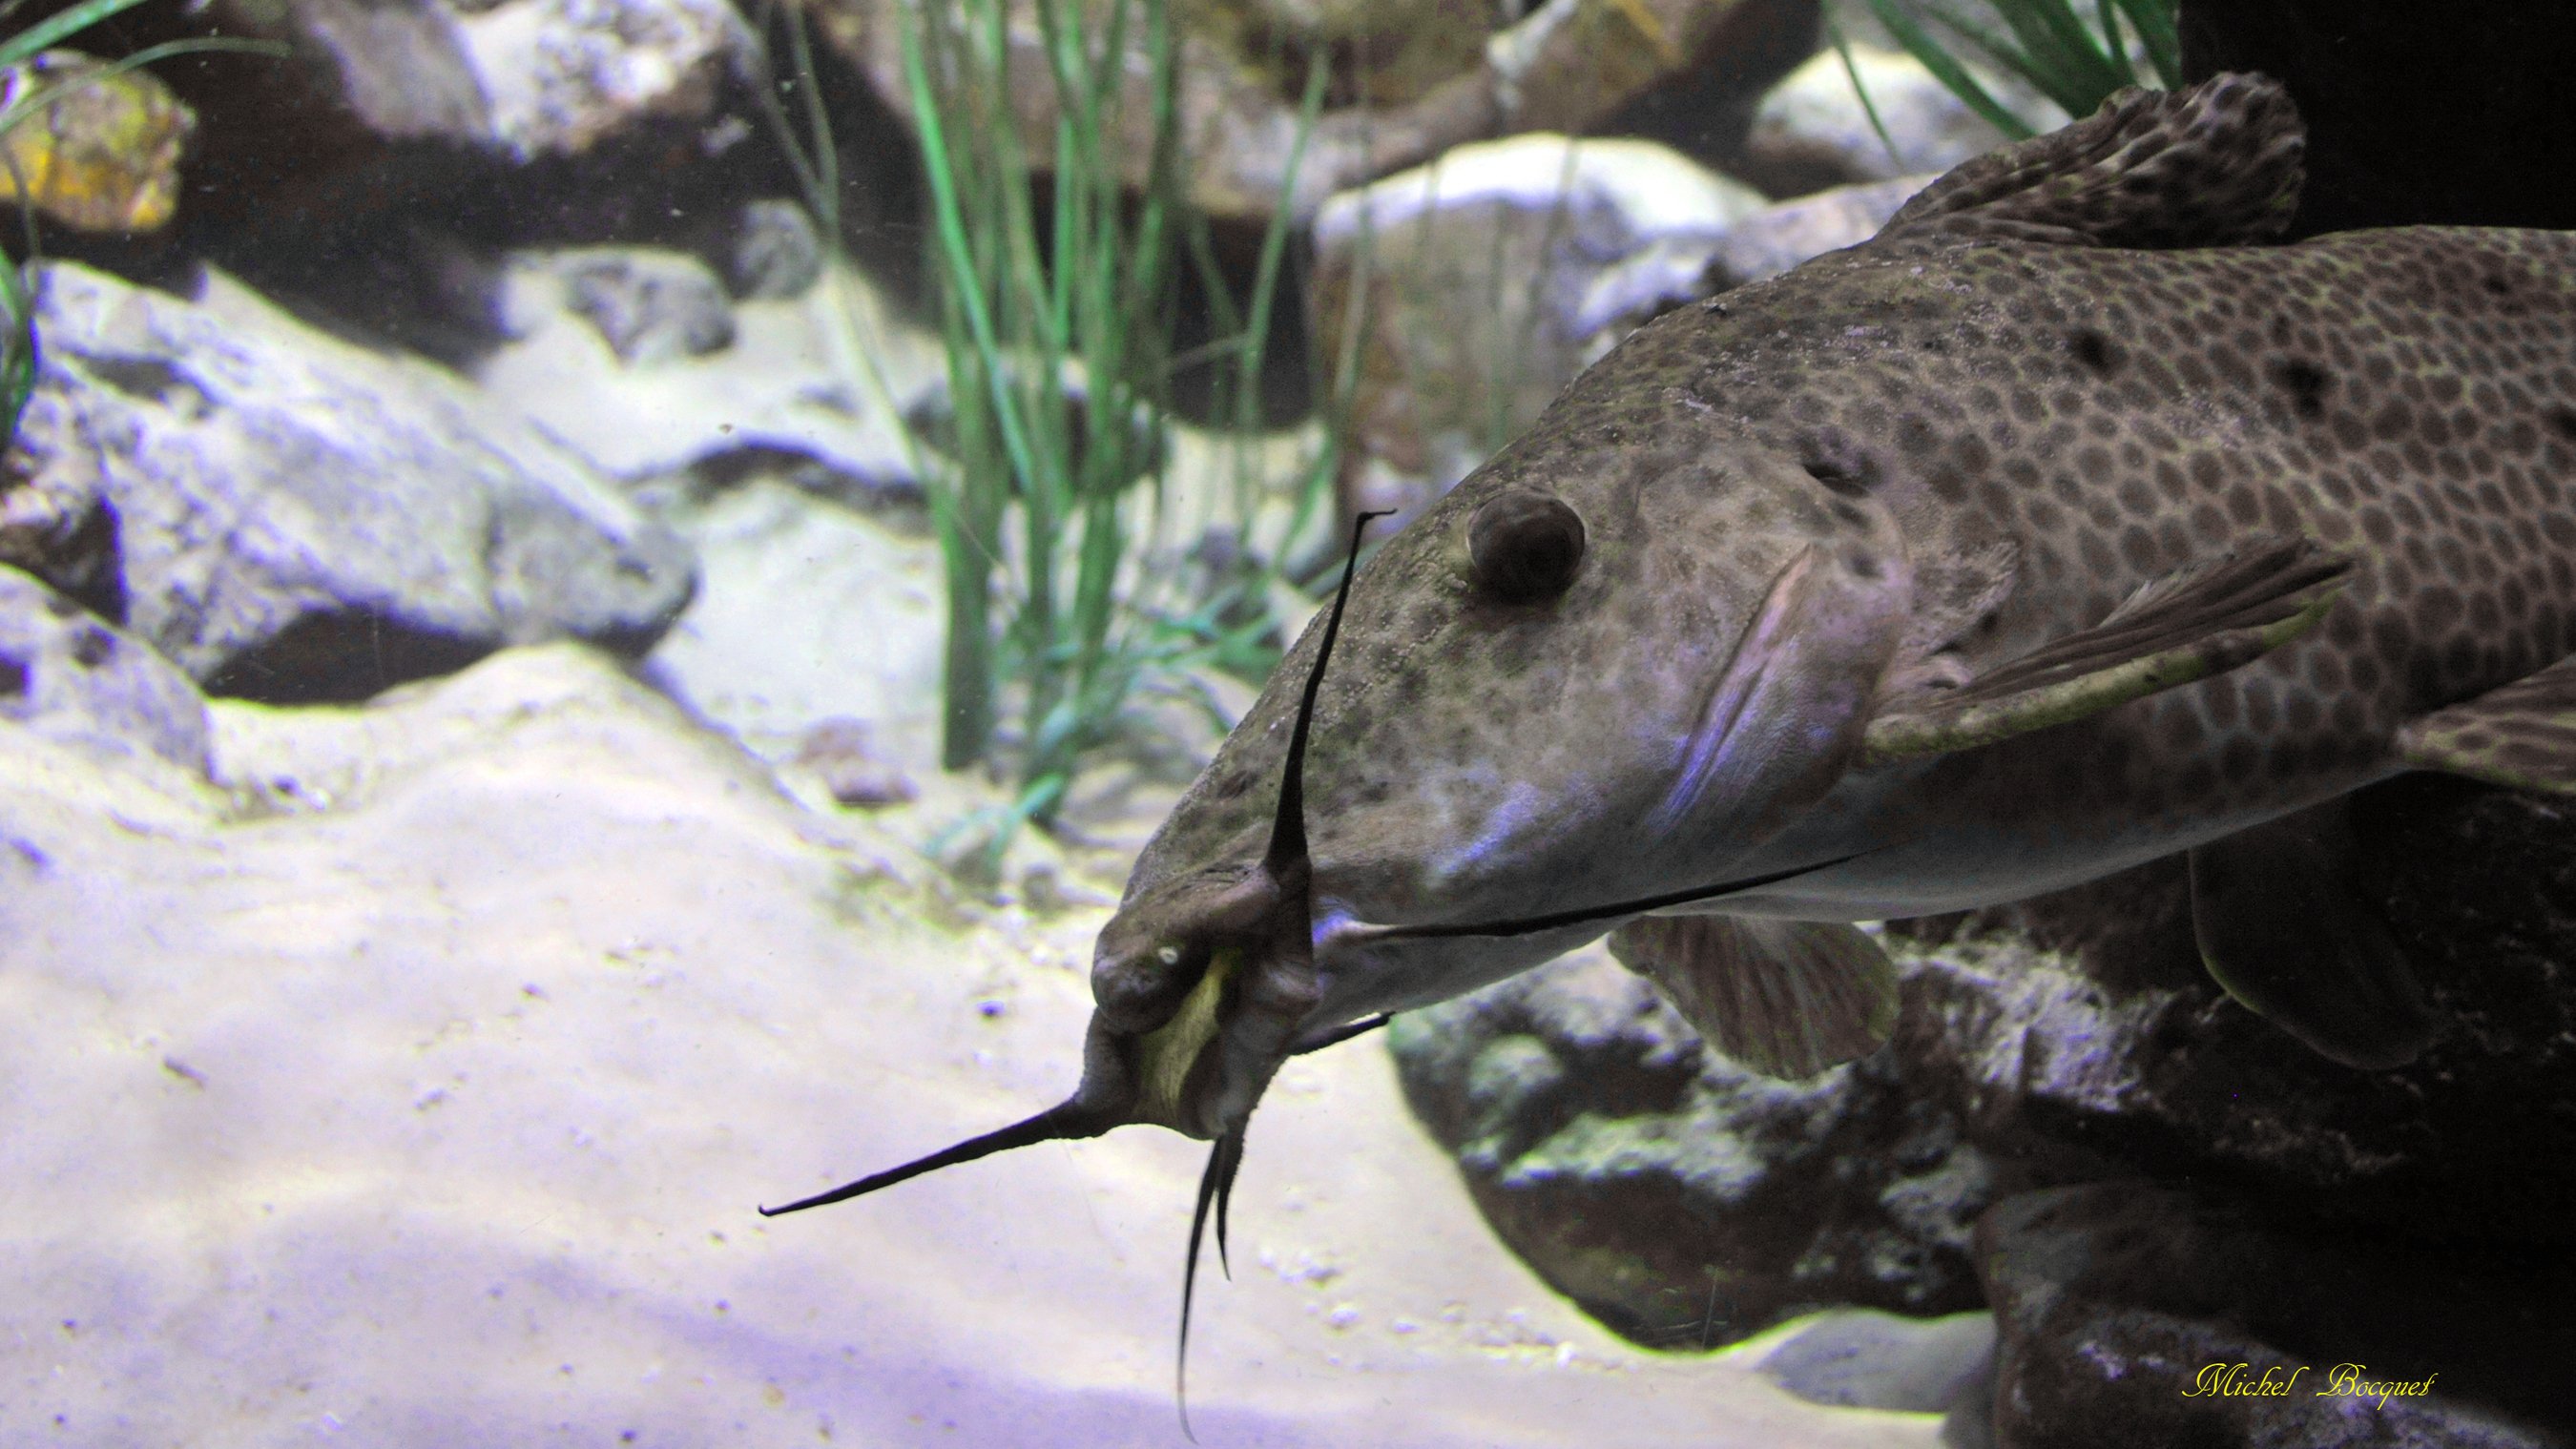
xmin=0 ymin=646 xmax=1938 ymax=1448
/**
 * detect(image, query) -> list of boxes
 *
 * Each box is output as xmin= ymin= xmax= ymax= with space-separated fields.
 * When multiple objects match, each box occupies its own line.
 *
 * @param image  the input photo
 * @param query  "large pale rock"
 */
xmin=1737 ymin=45 xmax=2060 ymax=195
xmin=1311 ymin=133 xmax=1769 ymax=527
xmin=0 ymin=566 xmax=208 ymax=773
xmin=234 ymin=0 xmax=750 ymax=158
xmin=476 ymin=247 xmax=938 ymax=502
xmin=642 ymin=479 xmax=945 ymax=775
xmin=0 ymin=642 xmax=1944 ymax=1449
xmin=3 ymin=261 xmax=695 ymax=703
xmin=1707 ymin=173 xmax=1930 ymax=286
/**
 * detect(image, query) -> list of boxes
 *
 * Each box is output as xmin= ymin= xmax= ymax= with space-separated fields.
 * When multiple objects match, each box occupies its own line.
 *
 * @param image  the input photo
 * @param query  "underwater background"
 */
xmin=2 ymin=0 xmax=2571 ymax=1443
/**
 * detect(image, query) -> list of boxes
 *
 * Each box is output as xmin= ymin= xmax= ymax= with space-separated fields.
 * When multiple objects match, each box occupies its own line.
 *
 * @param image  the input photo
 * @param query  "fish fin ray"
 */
xmin=2396 ymin=652 xmax=2576 ymax=796
xmin=1863 ymin=536 xmax=2351 ymax=764
xmin=1608 ymin=916 xmax=1898 ymax=1080
xmin=1880 ymin=72 xmax=2303 ymax=250
xmin=2189 ymin=804 xmax=2435 ymax=1069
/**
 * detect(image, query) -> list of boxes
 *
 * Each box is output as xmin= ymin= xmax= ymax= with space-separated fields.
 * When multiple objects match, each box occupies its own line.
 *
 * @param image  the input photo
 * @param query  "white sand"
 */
xmin=0 ymin=646 xmax=1938 ymax=1447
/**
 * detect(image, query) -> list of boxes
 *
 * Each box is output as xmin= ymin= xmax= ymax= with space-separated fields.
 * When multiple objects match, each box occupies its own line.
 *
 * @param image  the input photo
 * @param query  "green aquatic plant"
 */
xmin=0 ymin=0 xmax=281 ymax=459
xmin=760 ymin=0 xmax=1345 ymax=869
xmin=1841 ymin=0 xmax=2179 ymax=143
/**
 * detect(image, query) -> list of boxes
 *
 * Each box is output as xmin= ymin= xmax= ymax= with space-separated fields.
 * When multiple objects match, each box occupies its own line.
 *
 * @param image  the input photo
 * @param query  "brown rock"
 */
xmin=1889 ymin=776 xmax=2576 ymax=1246
xmin=812 ymin=0 xmax=1813 ymax=224
xmin=1389 ymin=945 xmax=2042 ymax=1349
xmin=1978 ymin=1183 xmax=2573 ymax=1447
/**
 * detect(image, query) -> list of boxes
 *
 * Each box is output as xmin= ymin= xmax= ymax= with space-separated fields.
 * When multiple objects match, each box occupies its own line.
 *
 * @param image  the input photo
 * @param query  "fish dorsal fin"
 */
xmin=1607 ymin=916 xmax=1899 ymax=1080
xmin=1862 ymin=536 xmax=2351 ymax=766
xmin=1879 ymin=72 xmax=2304 ymax=250
xmin=2396 ymin=652 xmax=2576 ymax=796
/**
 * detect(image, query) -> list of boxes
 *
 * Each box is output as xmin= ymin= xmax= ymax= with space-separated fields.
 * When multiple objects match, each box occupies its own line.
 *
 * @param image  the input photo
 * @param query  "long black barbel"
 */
xmin=757 ymin=1100 xmax=1110 ymax=1217
xmin=1263 ymin=508 xmax=1394 ymax=877
xmin=1176 ymin=1128 xmax=1246 ymax=1442
xmin=1174 ymin=507 xmax=1388 ymax=1440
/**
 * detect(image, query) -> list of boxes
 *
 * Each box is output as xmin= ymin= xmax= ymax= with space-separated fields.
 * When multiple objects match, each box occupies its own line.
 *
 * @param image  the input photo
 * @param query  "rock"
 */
xmin=0 ymin=51 xmax=197 ymax=234
xmin=1707 ymin=173 xmax=1929 ymax=287
xmin=1887 ymin=776 xmax=2576 ymax=1246
xmin=559 ymin=248 xmax=737 ymax=364
xmin=0 ymin=641 xmax=1955 ymax=1449
xmin=793 ymin=714 xmax=917 ymax=809
xmin=1735 ymin=45 xmax=2058 ymax=197
xmin=0 ymin=567 xmax=209 ymax=773
xmin=813 ymin=0 xmax=1811 ymax=224
xmin=222 ymin=0 xmax=750 ymax=160
xmin=1389 ymin=946 xmax=2023 ymax=1349
xmin=1978 ymin=1183 xmax=2575 ymax=1447
xmin=1755 ymin=1307 xmax=1994 ymax=1415
xmin=641 ymin=479 xmax=945 ymax=776
xmin=4 ymin=260 xmax=695 ymax=704
xmin=725 ymin=198 xmax=826 ymax=300
xmin=477 ymin=250 xmax=935 ymax=506
xmin=1310 ymin=133 xmax=1769 ymax=528
xmin=1484 ymin=0 xmax=1818 ymax=143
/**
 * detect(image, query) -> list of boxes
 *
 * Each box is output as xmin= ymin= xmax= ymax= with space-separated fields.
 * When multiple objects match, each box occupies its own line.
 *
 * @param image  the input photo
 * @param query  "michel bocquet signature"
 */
xmin=2185 ymin=1362 xmax=2439 ymax=1410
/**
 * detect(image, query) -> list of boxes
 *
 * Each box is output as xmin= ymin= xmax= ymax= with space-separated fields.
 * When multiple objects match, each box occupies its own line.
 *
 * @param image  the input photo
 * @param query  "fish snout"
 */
xmin=1085 ymin=866 xmax=1321 ymax=1140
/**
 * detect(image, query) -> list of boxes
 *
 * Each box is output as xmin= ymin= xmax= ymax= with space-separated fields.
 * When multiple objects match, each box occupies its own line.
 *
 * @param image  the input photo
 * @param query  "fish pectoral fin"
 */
xmin=2396 ymin=652 xmax=2576 ymax=795
xmin=1607 ymin=916 xmax=1899 ymax=1080
xmin=1861 ymin=535 xmax=2351 ymax=765
xmin=1878 ymin=72 xmax=2303 ymax=250
xmin=2188 ymin=804 xmax=2436 ymax=1069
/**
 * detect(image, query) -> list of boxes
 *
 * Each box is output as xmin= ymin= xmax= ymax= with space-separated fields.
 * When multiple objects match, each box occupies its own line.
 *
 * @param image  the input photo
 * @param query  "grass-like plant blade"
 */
xmin=1825 ymin=15 xmax=1907 ymax=171
xmin=1860 ymin=0 xmax=2038 ymax=139
xmin=0 ymin=0 xmax=160 ymax=68
xmin=2109 ymin=0 xmax=2179 ymax=85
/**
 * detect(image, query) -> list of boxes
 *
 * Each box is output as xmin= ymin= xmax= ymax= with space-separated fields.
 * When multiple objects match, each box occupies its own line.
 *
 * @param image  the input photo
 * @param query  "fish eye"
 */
xmin=1156 ymin=945 xmax=1181 ymax=965
xmin=1465 ymin=489 xmax=1586 ymax=603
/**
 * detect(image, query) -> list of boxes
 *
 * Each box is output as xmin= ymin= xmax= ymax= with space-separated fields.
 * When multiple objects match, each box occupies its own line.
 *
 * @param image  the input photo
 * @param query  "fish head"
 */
xmin=1118 ymin=383 xmax=1925 ymax=1097
xmin=760 ymin=338 xmax=1924 ymax=1205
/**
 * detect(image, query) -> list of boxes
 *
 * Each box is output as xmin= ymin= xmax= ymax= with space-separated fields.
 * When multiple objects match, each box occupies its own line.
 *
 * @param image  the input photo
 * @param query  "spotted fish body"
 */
xmin=1105 ymin=72 xmax=2576 ymax=1088
xmin=1589 ymin=213 xmax=2576 ymax=912
xmin=774 ymin=74 xmax=2576 ymax=1308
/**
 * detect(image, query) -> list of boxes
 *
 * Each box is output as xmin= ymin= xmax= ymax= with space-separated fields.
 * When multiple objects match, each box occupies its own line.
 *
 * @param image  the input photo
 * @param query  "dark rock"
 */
xmin=8 ymin=261 xmax=696 ymax=704
xmin=1978 ymin=1183 xmax=2574 ymax=1447
xmin=0 ymin=567 xmax=209 ymax=773
xmin=1389 ymin=945 xmax=2036 ymax=1349
xmin=726 ymin=199 xmax=825 ymax=300
xmin=560 ymin=249 xmax=738 ymax=364
xmin=1888 ymin=776 xmax=2576 ymax=1246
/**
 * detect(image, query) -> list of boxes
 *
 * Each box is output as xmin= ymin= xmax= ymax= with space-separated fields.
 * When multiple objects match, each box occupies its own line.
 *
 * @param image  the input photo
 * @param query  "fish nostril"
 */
xmin=1466 ymin=489 xmax=1586 ymax=603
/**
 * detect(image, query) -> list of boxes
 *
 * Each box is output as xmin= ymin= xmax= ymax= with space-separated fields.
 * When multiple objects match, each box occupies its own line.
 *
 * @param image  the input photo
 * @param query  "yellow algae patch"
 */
xmin=0 ymin=51 xmax=196 ymax=232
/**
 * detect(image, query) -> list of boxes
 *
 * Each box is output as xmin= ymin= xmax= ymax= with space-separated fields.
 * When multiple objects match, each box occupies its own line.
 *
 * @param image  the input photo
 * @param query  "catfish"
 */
xmin=765 ymin=72 xmax=2576 ymax=1421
